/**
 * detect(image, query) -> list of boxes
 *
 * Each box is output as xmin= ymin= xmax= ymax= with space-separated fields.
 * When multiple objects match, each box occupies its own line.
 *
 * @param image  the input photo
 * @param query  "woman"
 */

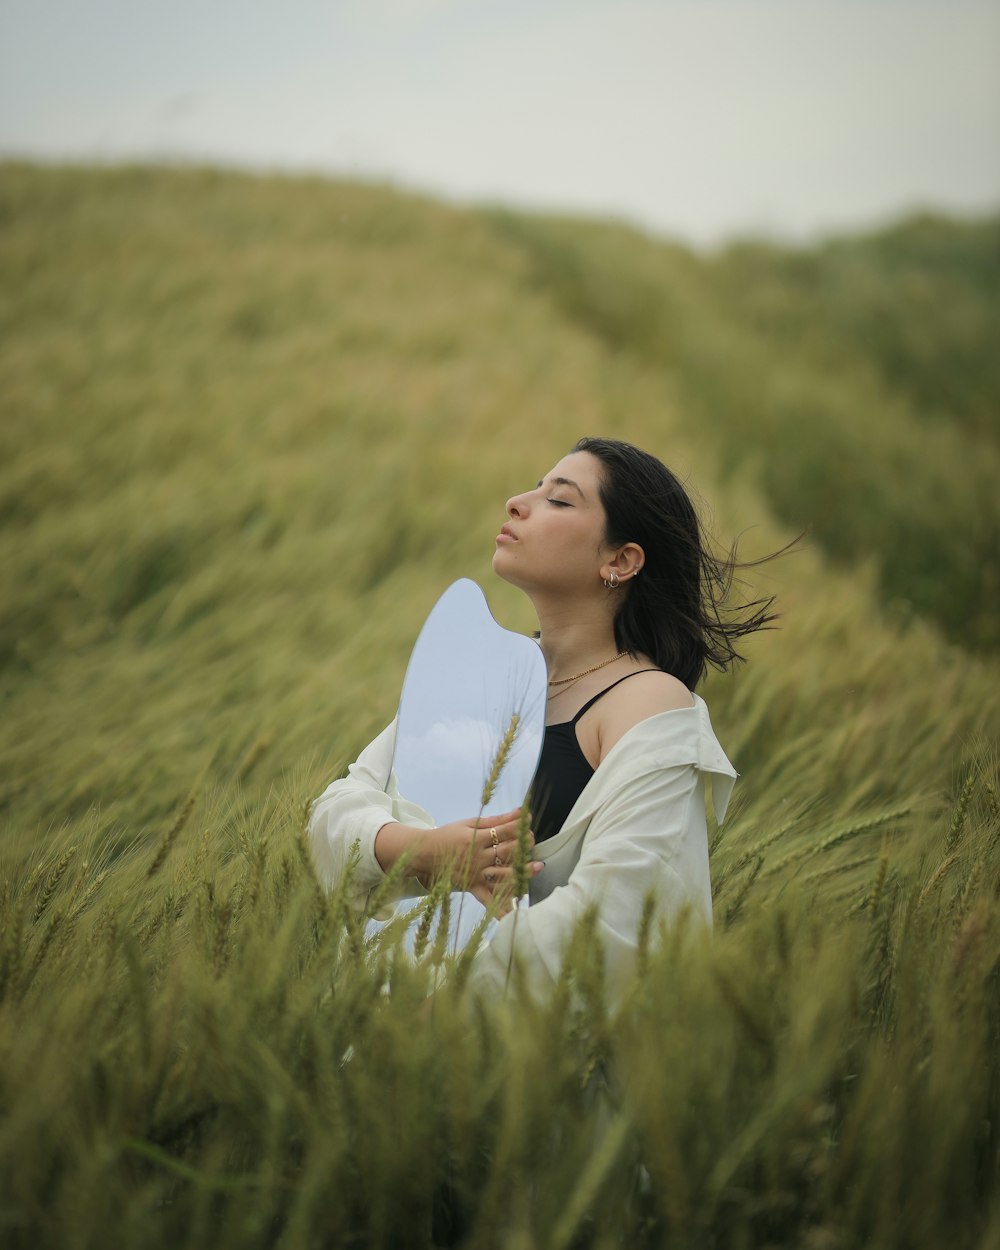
xmin=309 ymin=437 xmax=775 ymax=997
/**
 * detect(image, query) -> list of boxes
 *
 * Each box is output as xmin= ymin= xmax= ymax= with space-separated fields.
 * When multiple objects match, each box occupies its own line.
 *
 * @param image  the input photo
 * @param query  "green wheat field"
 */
xmin=2 ymin=162 xmax=999 ymax=1249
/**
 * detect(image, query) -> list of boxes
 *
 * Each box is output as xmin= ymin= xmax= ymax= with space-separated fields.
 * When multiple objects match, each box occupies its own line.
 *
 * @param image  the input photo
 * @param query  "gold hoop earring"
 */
xmin=603 ymin=571 xmax=621 ymax=590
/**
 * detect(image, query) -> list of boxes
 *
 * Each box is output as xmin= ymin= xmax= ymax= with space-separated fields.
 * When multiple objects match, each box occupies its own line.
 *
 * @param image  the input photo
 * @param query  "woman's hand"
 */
xmin=374 ymin=808 xmax=543 ymax=913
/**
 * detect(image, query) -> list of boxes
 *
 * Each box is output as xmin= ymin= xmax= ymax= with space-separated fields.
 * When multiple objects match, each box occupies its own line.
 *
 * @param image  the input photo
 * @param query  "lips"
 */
xmin=496 ymin=524 xmax=518 ymax=543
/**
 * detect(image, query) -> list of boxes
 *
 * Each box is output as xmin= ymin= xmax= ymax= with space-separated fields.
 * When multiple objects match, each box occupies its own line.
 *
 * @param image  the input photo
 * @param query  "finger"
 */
xmin=503 ymin=826 xmax=536 ymax=852
xmin=477 ymin=836 xmax=538 ymax=869
xmin=473 ymin=846 xmax=543 ymax=885
xmin=482 ymin=868 xmax=542 ymax=907
xmin=492 ymin=807 xmax=521 ymax=824
xmin=483 ymin=866 xmax=530 ymax=906
xmin=480 ymin=809 xmax=524 ymax=833
xmin=471 ymin=881 xmax=510 ymax=911
xmin=470 ymin=807 xmax=519 ymax=830
xmin=479 ymin=819 xmax=534 ymax=852
xmin=498 ymin=818 xmax=534 ymax=848
xmin=476 ymin=819 xmax=523 ymax=853
xmin=476 ymin=840 xmax=515 ymax=873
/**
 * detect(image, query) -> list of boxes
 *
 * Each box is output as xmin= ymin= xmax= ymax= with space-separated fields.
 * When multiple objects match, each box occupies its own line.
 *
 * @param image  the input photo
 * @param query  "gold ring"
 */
xmin=485 ymin=870 xmax=495 ymax=885
xmin=494 ymin=850 xmax=502 ymax=866
xmin=489 ymin=827 xmax=498 ymax=847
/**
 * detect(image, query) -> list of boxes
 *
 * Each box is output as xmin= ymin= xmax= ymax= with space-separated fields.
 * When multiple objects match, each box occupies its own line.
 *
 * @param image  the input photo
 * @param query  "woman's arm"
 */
xmin=465 ymin=758 xmax=712 ymax=999
xmin=308 ymin=720 xmax=425 ymax=904
xmin=308 ymin=721 xmax=537 ymax=910
xmin=375 ymin=808 xmax=536 ymax=909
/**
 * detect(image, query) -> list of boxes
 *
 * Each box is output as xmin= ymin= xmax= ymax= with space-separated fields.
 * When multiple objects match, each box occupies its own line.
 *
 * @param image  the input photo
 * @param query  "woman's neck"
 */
xmin=533 ymin=597 xmax=620 ymax=683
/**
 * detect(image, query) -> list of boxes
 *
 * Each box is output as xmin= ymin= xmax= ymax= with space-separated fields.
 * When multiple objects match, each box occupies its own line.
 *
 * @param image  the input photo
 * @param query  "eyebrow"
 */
xmin=537 ymin=476 xmax=587 ymax=500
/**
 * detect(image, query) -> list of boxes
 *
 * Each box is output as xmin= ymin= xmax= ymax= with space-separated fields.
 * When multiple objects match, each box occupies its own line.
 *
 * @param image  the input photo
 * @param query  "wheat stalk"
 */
xmin=944 ymin=769 xmax=976 ymax=854
xmin=412 ymin=883 xmax=442 ymax=962
xmin=763 ymin=807 xmax=909 ymax=878
xmin=917 ymin=853 xmax=959 ymax=907
xmin=429 ymin=885 xmax=452 ymax=968
xmin=147 ymin=793 xmax=196 ymax=879
xmin=454 ymin=710 xmax=524 ymax=948
xmin=33 ymin=847 xmax=76 ymax=923
xmin=511 ymin=803 xmax=533 ymax=903
xmin=236 ymin=731 xmax=273 ymax=781
xmin=480 ymin=712 xmax=520 ymax=810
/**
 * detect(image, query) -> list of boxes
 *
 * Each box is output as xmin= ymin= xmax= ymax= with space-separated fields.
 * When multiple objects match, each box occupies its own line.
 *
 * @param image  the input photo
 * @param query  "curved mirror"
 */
xmin=393 ymin=578 xmax=546 ymax=824
xmin=368 ymin=578 xmax=547 ymax=954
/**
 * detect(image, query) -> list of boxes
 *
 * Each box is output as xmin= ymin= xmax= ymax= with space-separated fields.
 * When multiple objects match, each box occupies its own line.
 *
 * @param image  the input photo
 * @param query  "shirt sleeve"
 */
xmin=466 ymin=757 xmax=713 ymax=998
xmin=307 ymin=719 xmax=434 ymax=906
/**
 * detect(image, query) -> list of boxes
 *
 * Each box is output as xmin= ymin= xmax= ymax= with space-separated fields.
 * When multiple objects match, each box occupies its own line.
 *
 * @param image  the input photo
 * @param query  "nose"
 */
xmin=506 ymin=492 xmax=527 ymax=519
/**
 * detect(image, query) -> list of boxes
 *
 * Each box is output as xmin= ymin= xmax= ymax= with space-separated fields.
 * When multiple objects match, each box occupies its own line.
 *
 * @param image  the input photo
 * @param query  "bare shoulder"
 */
xmin=604 ymin=669 xmax=694 ymax=723
xmin=595 ymin=670 xmax=695 ymax=763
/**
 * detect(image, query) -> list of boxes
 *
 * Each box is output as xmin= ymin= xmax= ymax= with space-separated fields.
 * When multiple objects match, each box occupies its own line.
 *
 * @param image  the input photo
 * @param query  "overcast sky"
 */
xmin=1 ymin=0 xmax=997 ymax=245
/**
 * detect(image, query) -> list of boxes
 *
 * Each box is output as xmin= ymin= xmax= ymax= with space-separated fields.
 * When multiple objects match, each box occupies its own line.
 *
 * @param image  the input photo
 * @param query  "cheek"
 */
xmin=549 ymin=528 xmax=603 ymax=578
xmin=556 ymin=515 xmax=603 ymax=557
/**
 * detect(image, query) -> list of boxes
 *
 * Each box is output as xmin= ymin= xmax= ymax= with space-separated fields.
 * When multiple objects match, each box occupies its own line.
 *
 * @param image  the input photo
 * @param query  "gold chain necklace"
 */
xmin=547 ymin=650 xmax=627 ymax=687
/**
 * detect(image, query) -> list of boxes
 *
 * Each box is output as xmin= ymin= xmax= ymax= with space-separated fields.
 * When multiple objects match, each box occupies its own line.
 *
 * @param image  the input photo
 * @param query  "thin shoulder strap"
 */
xmin=570 ymin=669 xmax=662 ymax=725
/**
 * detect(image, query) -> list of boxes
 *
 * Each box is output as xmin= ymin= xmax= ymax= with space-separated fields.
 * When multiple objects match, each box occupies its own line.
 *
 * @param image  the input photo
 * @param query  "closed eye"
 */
xmin=547 ymin=498 xmax=572 ymax=507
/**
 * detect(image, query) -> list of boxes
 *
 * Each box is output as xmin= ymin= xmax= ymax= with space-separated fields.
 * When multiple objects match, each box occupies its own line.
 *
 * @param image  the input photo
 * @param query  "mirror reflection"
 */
xmin=368 ymin=578 xmax=547 ymax=951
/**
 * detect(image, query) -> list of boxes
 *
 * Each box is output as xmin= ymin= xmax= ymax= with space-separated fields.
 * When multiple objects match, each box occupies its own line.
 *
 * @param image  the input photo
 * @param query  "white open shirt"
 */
xmin=309 ymin=694 xmax=737 ymax=999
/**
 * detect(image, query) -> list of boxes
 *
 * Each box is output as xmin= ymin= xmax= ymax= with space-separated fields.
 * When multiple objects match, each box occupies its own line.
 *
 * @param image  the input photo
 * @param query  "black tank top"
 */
xmin=530 ymin=670 xmax=660 ymax=843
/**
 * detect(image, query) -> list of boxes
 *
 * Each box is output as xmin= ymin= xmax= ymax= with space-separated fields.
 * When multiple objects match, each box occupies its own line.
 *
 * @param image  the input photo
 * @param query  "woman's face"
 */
xmin=492 ymin=451 xmax=613 ymax=593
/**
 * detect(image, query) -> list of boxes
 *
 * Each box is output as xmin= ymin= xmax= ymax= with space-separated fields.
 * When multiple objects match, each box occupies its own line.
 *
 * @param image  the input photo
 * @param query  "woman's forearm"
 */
xmin=375 ymin=809 xmax=530 ymax=902
xmin=374 ymin=822 xmax=428 ymax=878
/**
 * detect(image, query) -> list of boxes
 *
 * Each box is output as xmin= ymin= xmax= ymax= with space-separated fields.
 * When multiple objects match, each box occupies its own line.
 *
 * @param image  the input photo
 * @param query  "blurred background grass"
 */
xmin=1 ymin=162 xmax=998 ymax=1248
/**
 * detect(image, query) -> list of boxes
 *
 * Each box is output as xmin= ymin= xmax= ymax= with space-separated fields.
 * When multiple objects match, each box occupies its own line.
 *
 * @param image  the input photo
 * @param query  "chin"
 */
xmin=491 ymin=548 xmax=523 ymax=588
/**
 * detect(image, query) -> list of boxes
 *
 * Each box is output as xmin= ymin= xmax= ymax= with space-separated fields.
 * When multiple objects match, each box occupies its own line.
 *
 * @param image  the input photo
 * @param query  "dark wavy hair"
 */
xmin=575 ymin=436 xmax=780 ymax=690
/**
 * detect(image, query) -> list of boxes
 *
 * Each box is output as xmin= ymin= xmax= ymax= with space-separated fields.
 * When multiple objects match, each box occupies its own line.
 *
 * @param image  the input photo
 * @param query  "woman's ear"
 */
xmin=601 ymin=542 xmax=644 ymax=584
